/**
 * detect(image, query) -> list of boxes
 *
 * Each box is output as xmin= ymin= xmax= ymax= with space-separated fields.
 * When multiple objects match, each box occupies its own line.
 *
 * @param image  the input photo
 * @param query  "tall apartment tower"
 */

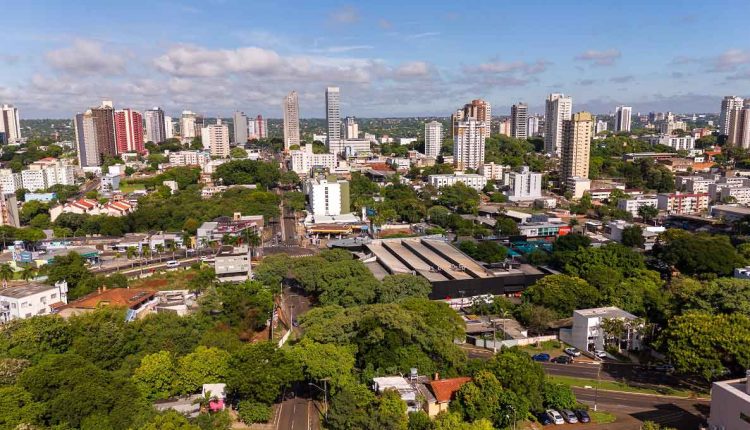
xmin=90 ymin=101 xmax=117 ymax=158
xmin=614 ymin=106 xmax=632 ymax=133
xmin=453 ymin=118 xmax=487 ymax=170
xmin=453 ymin=99 xmax=491 ymax=138
xmin=424 ymin=121 xmax=443 ymax=158
xmin=233 ymin=111 xmax=248 ymax=144
xmin=180 ymin=111 xmax=198 ymax=143
xmin=164 ymin=116 xmax=174 ymax=139
xmin=0 ymin=104 xmax=21 ymax=144
xmin=114 ymin=108 xmax=145 ymax=154
xmin=283 ymin=91 xmax=300 ymax=151
xmin=344 ymin=117 xmax=358 ymax=139
xmin=544 ymin=93 xmax=572 ymax=155
xmin=325 ymin=87 xmax=341 ymax=146
xmin=144 ymin=107 xmax=166 ymax=144
xmin=74 ymin=110 xmax=101 ymax=167
xmin=511 ymin=103 xmax=528 ymax=139
xmin=720 ymin=96 xmax=745 ymax=136
xmin=728 ymin=100 xmax=750 ymax=148
xmin=561 ymin=112 xmax=594 ymax=185
xmin=202 ymin=119 xmax=230 ymax=158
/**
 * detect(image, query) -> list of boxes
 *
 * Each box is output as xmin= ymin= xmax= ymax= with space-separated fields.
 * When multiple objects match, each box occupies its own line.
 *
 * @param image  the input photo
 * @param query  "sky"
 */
xmin=1 ymin=0 xmax=749 ymax=119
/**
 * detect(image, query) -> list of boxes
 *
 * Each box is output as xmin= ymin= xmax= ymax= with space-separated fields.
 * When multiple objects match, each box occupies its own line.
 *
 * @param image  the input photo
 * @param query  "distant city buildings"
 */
xmin=424 ymin=121 xmax=443 ymax=158
xmin=144 ymin=107 xmax=166 ymax=144
xmin=614 ymin=106 xmax=632 ymax=133
xmin=180 ymin=111 xmax=199 ymax=144
xmin=595 ymin=119 xmax=608 ymax=134
xmin=727 ymin=99 xmax=750 ymax=148
xmin=202 ymin=119 xmax=230 ymax=158
xmin=283 ymin=91 xmax=300 ymax=150
xmin=544 ymin=93 xmax=572 ymax=155
xmin=498 ymin=118 xmax=512 ymax=137
xmin=344 ymin=116 xmax=358 ymax=140
xmin=164 ymin=116 xmax=174 ymax=139
xmin=453 ymin=118 xmax=487 ymax=170
xmin=91 ymin=101 xmax=117 ymax=158
xmin=74 ymin=110 xmax=100 ymax=167
xmin=233 ymin=111 xmax=248 ymax=145
xmin=561 ymin=112 xmax=593 ymax=186
xmin=527 ymin=115 xmax=542 ymax=137
xmin=0 ymin=104 xmax=21 ymax=144
xmin=248 ymin=115 xmax=267 ymax=140
xmin=326 ymin=87 xmax=341 ymax=146
xmin=511 ymin=103 xmax=528 ymax=139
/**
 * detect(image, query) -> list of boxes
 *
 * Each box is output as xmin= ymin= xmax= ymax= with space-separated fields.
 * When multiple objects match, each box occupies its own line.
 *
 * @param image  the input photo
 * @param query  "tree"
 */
xmin=542 ymin=381 xmax=577 ymax=410
xmin=174 ymin=346 xmax=231 ymax=395
xmin=326 ymin=382 xmax=378 ymax=430
xmin=552 ymin=233 xmax=591 ymax=252
xmin=230 ymin=147 xmax=248 ymax=159
xmin=212 ymin=159 xmax=281 ymax=188
xmin=0 ymin=385 xmax=44 ymax=430
xmin=523 ymin=275 xmax=601 ymax=318
xmin=638 ymin=204 xmax=659 ymax=223
xmin=291 ymin=339 xmax=356 ymax=392
xmin=452 ymin=370 xmax=504 ymax=424
xmin=655 ymin=230 xmax=745 ymax=276
xmin=372 ymin=390 xmax=409 ymax=430
xmin=238 ymin=401 xmax=272 ymax=424
xmin=495 ymin=217 xmax=519 ymax=236
xmin=133 ymin=351 xmax=177 ymax=400
xmin=0 ymin=264 xmax=13 ymax=287
xmin=226 ymin=342 xmax=301 ymax=404
xmin=141 ymin=411 xmax=201 ymax=430
xmin=437 ymin=183 xmax=480 ymax=214
xmin=621 ymin=225 xmax=645 ymax=248
xmin=376 ymin=274 xmax=432 ymax=303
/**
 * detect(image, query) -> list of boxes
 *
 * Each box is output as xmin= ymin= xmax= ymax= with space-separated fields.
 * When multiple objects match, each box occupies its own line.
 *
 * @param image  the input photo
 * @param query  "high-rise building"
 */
xmin=527 ymin=115 xmax=542 ymax=137
xmin=511 ymin=103 xmax=528 ymax=139
xmin=505 ymin=166 xmax=543 ymax=201
xmin=164 ymin=116 xmax=174 ymax=139
xmin=114 ymin=108 xmax=145 ymax=154
xmin=720 ymin=96 xmax=745 ymax=136
xmin=232 ymin=111 xmax=248 ymax=144
xmin=595 ymin=119 xmax=608 ymax=134
xmin=74 ymin=110 xmax=100 ymax=167
xmin=453 ymin=118 xmax=487 ymax=170
xmin=614 ymin=106 xmax=632 ymax=133
xmin=283 ymin=91 xmax=300 ymax=151
xmin=248 ymin=115 xmax=267 ymax=140
xmin=202 ymin=119 xmax=230 ymax=158
xmin=344 ymin=117 xmax=358 ymax=139
xmin=452 ymin=99 xmax=491 ymax=138
xmin=0 ymin=104 xmax=21 ymax=144
xmin=561 ymin=112 xmax=594 ymax=186
xmin=0 ymin=193 xmax=19 ymax=228
xmin=91 ymin=101 xmax=117 ymax=158
xmin=424 ymin=121 xmax=443 ymax=158
xmin=498 ymin=118 xmax=512 ymax=137
xmin=180 ymin=111 xmax=198 ymax=143
xmin=544 ymin=93 xmax=572 ymax=155
xmin=326 ymin=87 xmax=341 ymax=146
xmin=728 ymin=101 xmax=750 ymax=148
xmin=144 ymin=107 xmax=166 ymax=144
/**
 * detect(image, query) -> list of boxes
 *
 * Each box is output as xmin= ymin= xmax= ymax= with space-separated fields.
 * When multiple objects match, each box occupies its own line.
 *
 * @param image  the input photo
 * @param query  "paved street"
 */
xmin=277 ymin=384 xmax=321 ymax=430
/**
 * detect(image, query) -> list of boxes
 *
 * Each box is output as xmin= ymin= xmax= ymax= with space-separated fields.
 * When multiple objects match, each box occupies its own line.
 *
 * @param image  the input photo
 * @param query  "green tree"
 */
xmin=226 ymin=342 xmax=301 ymax=404
xmin=437 ymin=183 xmax=480 ymax=214
xmin=133 ymin=351 xmax=177 ymax=400
xmin=495 ymin=217 xmax=519 ymax=236
xmin=552 ymin=233 xmax=591 ymax=252
xmin=621 ymin=225 xmax=645 ymax=248
xmin=326 ymin=382 xmax=377 ymax=430
xmin=523 ymin=275 xmax=600 ymax=317
xmin=141 ymin=411 xmax=201 ymax=430
xmin=290 ymin=339 xmax=356 ymax=392
xmin=0 ymin=385 xmax=44 ymax=430
xmin=638 ymin=204 xmax=659 ymax=223
xmin=0 ymin=264 xmax=13 ymax=287
xmin=237 ymin=401 xmax=272 ymax=424
xmin=372 ymin=390 xmax=408 ymax=430
xmin=174 ymin=346 xmax=231 ymax=395
xmin=230 ymin=147 xmax=248 ymax=158
xmin=542 ymin=381 xmax=577 ymax=410
xmin=656 ymin=230 xmax=745 ymax=276
xmin=377 ymin=274 xmax=432 ymax=303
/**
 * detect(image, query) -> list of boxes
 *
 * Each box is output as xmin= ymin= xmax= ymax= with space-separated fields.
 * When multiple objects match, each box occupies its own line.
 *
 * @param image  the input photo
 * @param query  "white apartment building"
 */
xmin=478 ymin=162 xmax=507 ymax=181
xmin=180 ymin=111 xmax=198 ymax=143
xmin=326 ymin=87 xmax=341 ymax=145
xmin=527 ymin=116 xmax=542 ymax=137
xmin=709 ymin=178 xmax=750 ymax=200
xmin=614 ymin=106 xmax=632 ymax=132
xmin=20 ymin=158 xmax=75 ymax=192
xmin=305 ymin=177 xmax=350 ymax=217
xmin=0 ymin=104 xmax=21 ymax=143
xmin=595 ymin=119 xmax=608 ymax=134
xmin=562 ymin=306 xmax=642 ymax=354
xmin=74 ymin=110 xmax=101 ymax=167
xmin=544 ymin=93 xmax=572 ymax=155
xmin=0 ymin=281 xmax=69 ymax=322
xmin=505 ymin=166 xmax=542 ymax=201
xmin=678 ymin=176 xmax=715 ymax=194
xmin=453 ymin=118 xmax=487 ymax=170
xmin=707 ymin=374 xmax=750 ymax=430
xmin=164 ymin=116 xmax=174 ymax=139
xmin=424 ymin=121 xmax=443 ymax=158
xmin=720 ymin=95 xmax=746 ymax=135
xmin=642 ymin=135 xmax=695 ymax=151
xmin=328 ymin=138 xmax=371 ymax=157
xmin=144 ymin=107 xmax=166 ymax=144
xmin=345 ymin=117 xmax=359 ymax=140
xmin=566 ymin=176 xmax=591 ymax=199
xmin=659 ymin=119 xmax=687 ymax=135
xmin=428 ymin=173 xmax=487 ymax=191
xmin=617 ymin=196 xmax=659 ymax=218
xmin=657 ymin=192 xmax=710 ymax=215
xmin=202 ymin=120 xmax=230 ymax=158
xmin=168 ymin=151 xmax=211 ymax=167
xmin=232 ymin=111 xmax=248 ymax=145
xmin=721 ymin=186 xmax=750 ymax=205
xmin=0 ymin=169 xmax=22 ymax=194
xmin=290 ymin=144 xmax=337 ymax=176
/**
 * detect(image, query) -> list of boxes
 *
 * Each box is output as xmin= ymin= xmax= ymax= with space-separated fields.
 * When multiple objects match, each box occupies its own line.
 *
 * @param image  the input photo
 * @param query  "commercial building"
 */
xmin=566 ymin=176 xmax=591 ymax=199
xmin=505 ymin=166 xmax=542 ymax=201
xmin=478 ymin=162 xmax=506 ymax=181
xmin=561 ymin=112 xmax=593 ymax=185
xmin=617 ymin=196 xmax=659 ymax=218
xmin=328 ymin=138 xmax=371 ymax=157
xmin=196 ymin=214 xmax=264 ymax=245
xmin=283 ymin=91 xmax=300 ymax=150
xmin=560 ymin=306 xmax=642 ymax=354
xmin=144 ymin=107 xmax=166 ymax=144
xmin=290 ymin=144 xmax=337 ymax=176
xmin=0 ymin=281 xmax=69 ymax=322
xmin=424 ymin=121 xmax=443 ymax=158
xmin=326 ymin=87 xmax=341 ymax=146
xmin=428 ymin=173 xmax=487 ymax=191
xmin=232 ymin=111 xmax=248 ymax=145
xmin=305 ymin=177 xmax=350 ymax=217
xmin=74 ymin=110 xmax=100 ymax=167
xmin=214 ymin=246 xmax=252 ymax=283
xmin=453 ymin=118 xmax=487 ymax=170
xmin=114 ymin=108 xmax=145 ymax=154
xmin=614 ymin=106 xmax=632 ymax=132
xmin=544 ymin=93 xmax=572 ymax=155
xmin=720 ymin=96 xmax=746 ymax=136
xmin=657 ymin=192 xmax=710 ymax=215
xmin=707 ymin=375 xmax=750 ymax=430
xmin=201 ymin=119 xmax=230 ymax=158
xmin=510 ymin=103 xmax=528 ymax=139
xmin=0 ymin=104 xmax=21 ymax=144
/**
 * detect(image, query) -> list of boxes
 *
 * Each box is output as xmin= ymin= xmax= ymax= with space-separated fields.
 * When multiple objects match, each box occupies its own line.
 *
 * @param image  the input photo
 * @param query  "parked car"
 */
xmin=594 ymin=350 xmax=607 ymax=358
xmin=532 ymin=353 xmax=551 ymax=362
xmin=564 ymin=347 xmax=582 ymax=357
xmin=551 ymin=355 xmax=573 ymax=364
xmin=546 ymin=409 xmax=565 ymax=425
xmin=561 ymin=409 xmax=578 ymax=423
xmin=166 ymin=260 xmax=180 ymax=268
xmin=654 ymin=363 xmax=675 ymax=373
xmin=575 ymin=409 xmax=591 ymax=423
xmin=536 ymin=412 xmax=553 ymax=425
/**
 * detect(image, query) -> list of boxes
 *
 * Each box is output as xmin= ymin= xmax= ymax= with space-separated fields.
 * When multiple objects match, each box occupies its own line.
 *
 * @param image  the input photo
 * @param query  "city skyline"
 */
xmin=1 ymin=0 xmax=749 ymax=118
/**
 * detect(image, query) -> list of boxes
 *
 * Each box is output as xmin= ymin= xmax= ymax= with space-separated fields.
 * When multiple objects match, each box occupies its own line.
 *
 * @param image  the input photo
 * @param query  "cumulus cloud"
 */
xmin=575 ymin=49 xmax=621 ymax=66
xmin=45 ymin=39 xmax=127 ymax=75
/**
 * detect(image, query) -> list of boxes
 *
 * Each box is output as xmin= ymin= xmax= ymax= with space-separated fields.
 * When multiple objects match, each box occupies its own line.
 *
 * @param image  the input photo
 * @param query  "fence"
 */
xmin=471 ymin=334 xmax=558 ymax=350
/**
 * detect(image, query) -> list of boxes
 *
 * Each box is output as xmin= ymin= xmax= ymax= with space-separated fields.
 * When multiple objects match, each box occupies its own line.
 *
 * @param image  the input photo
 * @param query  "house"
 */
xmin=57 ymin=287 xmax=158 ymax=320
xmin=196 ymin=213 xmax=263 ymax=246
xmin=707 ymin=373 xmax=750 ymax=430
xmin=214 ymin=246 xmax=252 ymax=283
xmin=423 ymin=377 xmax=472 ymax=417
xmin=0 ymin=281 xmax=68 ymax=322
xmin=372 ymin=376 xmax=420 ymax=413
xmin=560 ymin=306 xmax=643 ymax=354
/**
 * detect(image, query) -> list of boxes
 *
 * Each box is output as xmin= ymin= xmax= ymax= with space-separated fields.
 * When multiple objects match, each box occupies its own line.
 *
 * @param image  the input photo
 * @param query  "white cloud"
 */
xmin=45 ymin=39 xmax=127 ymax=75
xmin=407 ymin=32 xmax=441 ymax=40
xmin=713 ymin=49 xmax=750 ymax=72
xmin=393 ymin=61 xmax=432 ymax=78
xmin=330 ymin=6 xmax=359 ymax=24
xmin=466 ymin=59 xmax=550 ymax=75
xmin=574 ymin=49 xmax=621 ymax=66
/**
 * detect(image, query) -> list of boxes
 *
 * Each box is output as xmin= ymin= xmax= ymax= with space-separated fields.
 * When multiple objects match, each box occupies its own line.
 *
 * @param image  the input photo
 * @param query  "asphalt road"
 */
xmin=277 ymin=395 xmax=315 ymax=430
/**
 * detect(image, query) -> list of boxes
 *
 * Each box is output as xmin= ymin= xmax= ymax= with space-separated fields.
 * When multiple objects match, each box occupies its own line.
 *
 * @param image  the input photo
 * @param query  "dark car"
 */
xmin=575 ymin=409 xmax=591 ymax=423
xmin=535 ymin=412 xmax=553 ymax=425
xmin=551 ymin=355 xmax=573 ymax=364
xmin=532 ymin=353 xmax=551 ymax=362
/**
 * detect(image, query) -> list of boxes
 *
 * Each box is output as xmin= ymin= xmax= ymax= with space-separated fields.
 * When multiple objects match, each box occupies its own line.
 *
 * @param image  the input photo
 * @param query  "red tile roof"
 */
xmin=429 ymin=377 xmax=472 ymax=403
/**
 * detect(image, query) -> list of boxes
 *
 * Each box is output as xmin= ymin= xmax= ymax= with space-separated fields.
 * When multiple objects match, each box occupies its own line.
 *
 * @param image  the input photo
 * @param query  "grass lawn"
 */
xmin=590 ymin=410 xmax=616 ymax=424
xmin=129 ymin=267 xmax=199 ymax=290
xmin=519 ymin=339 xmax=565 ymax=357
xmin=120 ymin=183 xmax=146 ymax=193
xmin=548 ymin=374 xmax=701 ymax=398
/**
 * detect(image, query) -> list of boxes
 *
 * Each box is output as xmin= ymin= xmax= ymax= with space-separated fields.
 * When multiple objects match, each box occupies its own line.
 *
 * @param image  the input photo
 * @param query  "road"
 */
xmin=277 ymin=389 xmax=319 ymax=430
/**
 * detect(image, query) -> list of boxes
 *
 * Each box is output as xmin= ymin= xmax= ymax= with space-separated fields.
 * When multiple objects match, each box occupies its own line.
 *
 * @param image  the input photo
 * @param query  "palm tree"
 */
xmin=155 ymin=243 xmax=164 ymax=257
xmin=21 ymin=266 xmax=36 ymax=282
xmin=0 ymin=264 xmax=13 ymax=287
xmin=167 ymin=241 xmax=177 ymax=260
xmin=247 ymin=230 xmax=261 ymax=258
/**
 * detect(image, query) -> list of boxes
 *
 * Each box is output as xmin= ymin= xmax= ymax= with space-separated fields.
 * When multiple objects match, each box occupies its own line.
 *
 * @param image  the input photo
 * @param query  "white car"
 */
xmin=564 ymin=347 xmax=582 ymax=357
xmin=595 ymin=350 xmax=607 ymax=358
xmin=165 ymin=260 xmax=180 ymax=268
xmin=546 ymin=409 xmax=564 ymax=425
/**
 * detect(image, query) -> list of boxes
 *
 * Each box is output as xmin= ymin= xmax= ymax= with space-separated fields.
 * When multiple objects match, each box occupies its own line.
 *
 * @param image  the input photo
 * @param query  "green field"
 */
xmin=548 ymin=374 xmax=701 ymax=398
xmin=120 ymin=183 xmax=146 ymax=193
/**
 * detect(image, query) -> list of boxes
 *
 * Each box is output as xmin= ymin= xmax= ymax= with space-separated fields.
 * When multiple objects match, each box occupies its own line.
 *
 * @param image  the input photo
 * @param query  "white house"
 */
xmin=0 ymin=281 xmax=69 ymax=322
xmin=561 ymin=306 xmax=643 ymax=354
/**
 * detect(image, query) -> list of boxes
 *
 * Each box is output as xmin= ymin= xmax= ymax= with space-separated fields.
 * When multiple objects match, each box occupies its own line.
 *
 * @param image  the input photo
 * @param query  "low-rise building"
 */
xmin=478 ymin=162 xmax=507 ymax=181
xmin=214 ymin=246 xmax=252 ymax=283
xmin=290 ymin=144 xmax=337 ymax=176
xmin=641 ymin=134 xmax=695 ymax=150
xmin=566 ymin=176 xmax=591 ymax=199
xmin=721 ymin=186 xmax=750 ymax=204
xmin=505 ymin=166 xmax=543 ymax=201
xmin=712 ymin=205 xmax=750 ymax=222
xmin=196 ymin=213 xmax=264 ymax=246
xmin=169 ymin=150 xmax=211 ymax=167
xmin=424 ymin=377 xmax=472 ymax=417
xmin=617 ymin=196 xmax=659 ymax=218
xmin=0 ymin=281 xmax=68 ymax=322
xmin=428 ymin=173 xmax=487 ymax=191
xmin=58 ymin=287 xmax=158 ymax=320
xmin=304 ymin=177 xmax=350 ymax=217
xmin=657 ymin=192 xmax=710 ymax=215
xmin=707 ymin=374 xmax=750 ymax=430
xmin=372 ymin=376 xmax=420 ymax=413
xmin=560 ymin=306 xmax=642 ymax=354
xmin=604 ymin=220 xmax=664 ymax=250
xmin=517 ymin=222 xmax=571 ymax=239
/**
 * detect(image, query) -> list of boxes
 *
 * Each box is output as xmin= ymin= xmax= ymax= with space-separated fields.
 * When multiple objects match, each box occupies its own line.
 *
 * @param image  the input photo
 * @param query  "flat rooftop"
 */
xmin=0 ymin=282 xmax=57 ymax=299
xmin=575 ymin=306 xmax=636 ymax=319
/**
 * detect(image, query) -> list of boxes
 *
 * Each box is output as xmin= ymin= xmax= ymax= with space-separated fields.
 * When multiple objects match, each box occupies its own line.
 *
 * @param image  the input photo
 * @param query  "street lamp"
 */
xmin=308 ymin=379 xmax=329 ymax=420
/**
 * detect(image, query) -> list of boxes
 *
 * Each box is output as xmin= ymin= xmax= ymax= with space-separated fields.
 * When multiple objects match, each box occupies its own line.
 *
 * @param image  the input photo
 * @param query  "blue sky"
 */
xmin=1 ymin=0 xmax=749 ymax=118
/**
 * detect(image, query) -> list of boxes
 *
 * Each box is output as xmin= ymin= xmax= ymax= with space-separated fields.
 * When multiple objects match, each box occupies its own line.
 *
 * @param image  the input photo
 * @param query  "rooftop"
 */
xmin=62 ymin=288 xmax=156 ymax=310
xmin=429 ymin=377 xmax=472 ymax=403
xmin=0 ymin=282 xmax=57 ymax=299
xmin=575 ymin=306 xmax=637 ymax=320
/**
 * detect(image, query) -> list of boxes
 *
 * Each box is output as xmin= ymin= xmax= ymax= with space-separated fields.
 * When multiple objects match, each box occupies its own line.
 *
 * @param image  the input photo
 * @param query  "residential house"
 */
xmin=0 ymin=281 xmax=68 ymax=322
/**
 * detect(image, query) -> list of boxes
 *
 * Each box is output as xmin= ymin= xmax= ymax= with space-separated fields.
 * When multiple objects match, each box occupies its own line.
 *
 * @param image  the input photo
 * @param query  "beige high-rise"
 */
xmin=452 ymin=99 xmax=491 ymax=137
xmin=561 ymin=112 xmax=594 ymax=186
xmin=283 ymin=91 xmax=300 ymax=151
